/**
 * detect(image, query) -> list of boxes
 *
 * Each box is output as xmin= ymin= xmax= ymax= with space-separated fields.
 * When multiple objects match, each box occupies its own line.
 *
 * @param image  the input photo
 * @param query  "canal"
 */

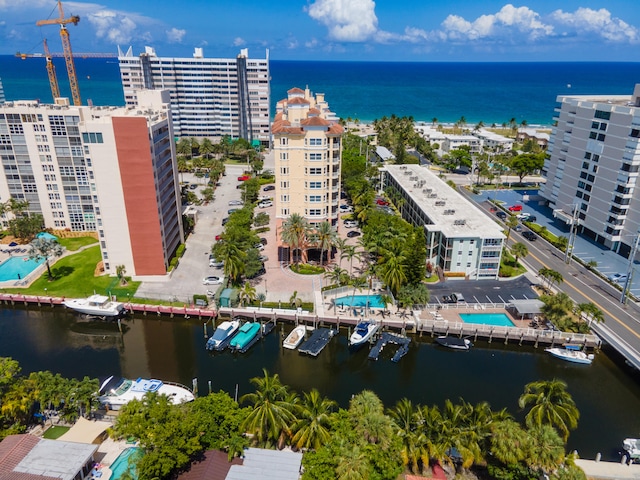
xmin=2 ymin=305 xmax=640 ymax=461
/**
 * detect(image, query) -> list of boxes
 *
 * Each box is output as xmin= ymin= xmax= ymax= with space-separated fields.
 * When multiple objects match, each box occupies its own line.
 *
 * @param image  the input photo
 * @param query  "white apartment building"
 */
xmin=272 ymin=87 xmax=343 ymax=226
xmin=381 ymin=164 xmax=504 ymax=279
xmin=473 ymin=129 xmax=514 ymax=152
xmin=441 ymin=135 xmax=482 ymax=154
xmin=118 ymin=46 xmax=270 ymax=145
xmin=0 ymin=90 xmax=184 ymax=277
xmin=540 ymin=84 xmax=640 ymax=256
xmin=0 ymin=78 xmax=5 ymax=103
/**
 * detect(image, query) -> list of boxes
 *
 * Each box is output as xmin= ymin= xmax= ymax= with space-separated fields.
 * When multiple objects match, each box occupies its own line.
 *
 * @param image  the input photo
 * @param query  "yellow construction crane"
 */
xmin=36 ymin=1 xmax=81 ymax=106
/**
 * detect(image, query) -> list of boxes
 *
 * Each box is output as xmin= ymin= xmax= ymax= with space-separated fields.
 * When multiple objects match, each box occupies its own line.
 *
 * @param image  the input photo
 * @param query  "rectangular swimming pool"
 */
xmin=0 ymin=256 xmax=45 ymax=282
xmin=335 ymin=295 xmax=386 ymax=309
xmin=459 ymin=312 xmax=515 ymax=327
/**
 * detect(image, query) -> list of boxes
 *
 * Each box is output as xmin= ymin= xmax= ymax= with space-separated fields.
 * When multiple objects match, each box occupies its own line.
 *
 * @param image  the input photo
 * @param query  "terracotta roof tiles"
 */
xmin=287 ymin=87 xmax=305 ymax=94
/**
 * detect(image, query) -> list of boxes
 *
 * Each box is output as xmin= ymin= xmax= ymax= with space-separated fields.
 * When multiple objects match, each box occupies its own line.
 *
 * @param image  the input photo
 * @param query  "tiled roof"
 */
xmin=287 ymin=87 xmax=305 ymax=94
xmin=286 ymin=97 xmax=310 ymax=106
xmin=300 ymin=116 xmax=330 ymax=127
xmin=177 ymin=450 xmax=242 ymax=480
xmin=0 ymin=435 xmax=58 ymax=480
xmin=308 ymin=108 xmax=320 ymax=115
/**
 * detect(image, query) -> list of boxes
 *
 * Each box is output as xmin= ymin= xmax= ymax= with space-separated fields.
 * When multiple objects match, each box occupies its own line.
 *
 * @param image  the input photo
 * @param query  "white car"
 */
xmin=228 ymin=200 xmax=243 ymax=206
xmin=340 ymin=204 xmax=354 ymax=213
xmin=516 ymin=212 xmax=531 ymax=220
xmin=344 ymin=220 xmax=357 ymax=228
xmin=254 ymin=243 xmax=265 ymax=251
xmin=608 ymin=273 xmax=628 ymax=284
xmin=258 ymin=200 xmax=273 ymax=208
xmin=203 ymin=276 xmax=224 ymax=285
xmin=209 ymin=256 xmax=223 ymax=268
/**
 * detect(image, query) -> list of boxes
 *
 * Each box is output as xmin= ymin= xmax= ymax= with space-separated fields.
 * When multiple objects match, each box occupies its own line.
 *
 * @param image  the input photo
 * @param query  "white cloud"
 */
xmin=306 ymin=0 xmax=379 ymax=42
xmin=233 ymin=37 xmax=245 ymax=47
xmin=441 ymin=4 xmax=553 ymax=42
xmin=551 ymin=7 xmax=639 ymax=43
xmin=166 ymin=27 xmax=185 ymax=43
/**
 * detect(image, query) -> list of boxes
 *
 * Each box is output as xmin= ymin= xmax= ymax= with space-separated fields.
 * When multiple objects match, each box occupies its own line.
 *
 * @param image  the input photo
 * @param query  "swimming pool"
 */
xmin=335 ymin=294 xmax=386 ymax=309
xmin=0 ymin=256 xmax=45 ymax=281
xmin=459 ymin=313 xmax=515 ymax=327
xmin=109 ymin=447 xmax=141 ymax=480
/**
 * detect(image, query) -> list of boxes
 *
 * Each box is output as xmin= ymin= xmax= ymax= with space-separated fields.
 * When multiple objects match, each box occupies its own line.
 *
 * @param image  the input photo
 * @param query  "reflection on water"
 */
xmin=1 ymin=307 xmax=639 ymax=460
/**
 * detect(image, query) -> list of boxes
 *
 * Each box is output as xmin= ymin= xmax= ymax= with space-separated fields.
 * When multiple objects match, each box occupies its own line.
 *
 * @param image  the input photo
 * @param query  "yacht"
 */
xmin=349 ymin=320 xmax=380 ymax=347
xmin=545 ymin=345 xmax=594 ymax=365
xmin=623 ymin=438 xmax=640 ymax=462
xmin=206 ymin=319 xmax=241 ymax=351
xmin=98 ymin=376 xmax=195 ymax=410
xmin=63 ymin=294 xmax=125 ymax=317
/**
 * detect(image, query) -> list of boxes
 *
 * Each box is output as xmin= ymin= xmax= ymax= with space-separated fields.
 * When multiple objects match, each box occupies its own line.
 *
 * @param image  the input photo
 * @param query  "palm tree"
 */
xmin=490 ymin=419 xmax=529 ymax=466
xmin=511 ymin=242 xmax=528 ymax=265
xmin=238 ymin=282 xmax=257 ymax=307
xmin=199 ymin=138 xmax=215 ymax=159
xmin=518 ymin=379 xmax=579 ymax=442
xmin=323 ymin=265 xmax=348 ymax=287
xmin=576 ymin=302 xmax=604 ymax=328
xmin=291 ymin=389 xmax=336 ymax=451
xmin=341 ymin=245 xmax=359 ymax=276
xmin=505 ymin=215 xmax=518 ymax=242
xmin=28 ymin=238 xmax=64 ymax=280
xmin=216 ymin=241 xmax=246 ymax=285
xmin=525 ymin=424 xmax=565 ymax=473
xmin=336 ymin=445 xmax=368 ymax=480
xmin=289 ymin=290 xmax=302 ymax=309
xmin=115 ymin=265 xmax=127 ymax=286
xmin=281 ymin=213 xmax=310 ymax=264
xmin=334 ymin=237 xmax=349 ymax=269
xmin=379 ymin=241 xmax=407 ymax=296
xmin=388 ymin=398 xmax=428 ymax=473
xmin=176 ymin=138 xmax=192 ymax=159
xmin=314 ymin=221 xmax=335 ymax=266
xmin=349 ymin=390 xmax=392 ymax=446
xmin=240 ymin=369 xmax=298 ymax=448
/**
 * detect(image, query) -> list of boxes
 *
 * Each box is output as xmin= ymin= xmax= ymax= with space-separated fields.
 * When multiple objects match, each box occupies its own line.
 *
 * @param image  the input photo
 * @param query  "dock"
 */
xmin=368 ymin=332 xmax=411 ymax=362
xmin=298 ymin=328 xmax=337 ymax=357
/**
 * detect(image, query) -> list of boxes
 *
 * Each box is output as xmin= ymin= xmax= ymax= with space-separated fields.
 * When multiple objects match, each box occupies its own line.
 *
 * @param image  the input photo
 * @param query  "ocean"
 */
xmin=2 ymin=55 xmax=640 ymax=126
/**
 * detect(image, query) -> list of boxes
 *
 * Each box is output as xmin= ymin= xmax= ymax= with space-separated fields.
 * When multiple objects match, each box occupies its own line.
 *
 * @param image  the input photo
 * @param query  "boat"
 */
xmin=545 ymin=345 xmax=594 ymax=365
xmin=349 ymin=320 xmax=380 ymax=347
xmin=97 ymin=375 xmax=194 ymax=410
xmin=63 ymin=294 xmax=125 ymax=317
xmin=228 ymin=322 xmax=262 ymax=353
xmin=435 ymin=336 xmax=472 ymax=350
xmin=283 ymin=325 xmax=306 ymax=350
xmin=623 ymin=438 xmax=640 ymax=462
xmin=206 ymin=319 xmax=241 ymax=351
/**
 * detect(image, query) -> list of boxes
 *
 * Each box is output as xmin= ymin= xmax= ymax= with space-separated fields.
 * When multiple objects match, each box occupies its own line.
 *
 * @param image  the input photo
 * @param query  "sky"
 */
xmin=0 ymin=0 xmax=639 ymax=62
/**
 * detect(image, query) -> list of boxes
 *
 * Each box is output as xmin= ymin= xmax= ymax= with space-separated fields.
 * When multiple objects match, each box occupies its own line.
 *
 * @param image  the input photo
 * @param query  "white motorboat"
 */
xmin=283 ymin=325 xmax=306 ymax=350
xmin=98 ymin=375 xmax=195 ymax=411
xmin=623 ymin=438 xmax=640 ymax=462
xmin=545 ymin=346 xmax=594 ymax=365
xmin=349 ymin=320 xmax=380 ymax=347
xmin=435 ymin=336 xmax=473 ymax=350
xmin=206 ymin=319 xmax=241 ymax=351
xmin=63 ymin=294 xmax=125 ymax=317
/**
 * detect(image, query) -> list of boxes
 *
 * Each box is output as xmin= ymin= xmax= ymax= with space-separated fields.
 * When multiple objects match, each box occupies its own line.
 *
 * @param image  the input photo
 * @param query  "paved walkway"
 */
xmin=575 ymin=459 xmax=640 ymax=479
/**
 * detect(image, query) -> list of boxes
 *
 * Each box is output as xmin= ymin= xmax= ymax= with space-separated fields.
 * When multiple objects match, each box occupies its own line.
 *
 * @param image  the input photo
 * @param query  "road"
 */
xmin=466 ymin=191 xmax=640 ymax=369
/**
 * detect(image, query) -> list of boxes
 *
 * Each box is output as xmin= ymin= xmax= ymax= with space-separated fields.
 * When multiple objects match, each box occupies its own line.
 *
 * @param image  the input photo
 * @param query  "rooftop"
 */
xmin=383 ymin=164 xmax=505 ymax=239
xmin=225 ymin=448 xmax=302 ymax=480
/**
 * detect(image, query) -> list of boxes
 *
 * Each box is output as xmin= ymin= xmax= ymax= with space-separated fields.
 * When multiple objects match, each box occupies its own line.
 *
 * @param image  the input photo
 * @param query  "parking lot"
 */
xmin=427 ymin=276 xmax=537 ymax=306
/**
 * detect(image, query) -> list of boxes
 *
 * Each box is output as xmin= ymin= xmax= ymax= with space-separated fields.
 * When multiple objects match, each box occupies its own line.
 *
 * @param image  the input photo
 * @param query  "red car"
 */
xmin=237 ymin=175 xmax=251 ymax=181
xmin=215 ymin=234 xmax=222 ymax=241
xmin=508 ymin=204 xmax=523 ymax=212
xmin=376 ymin=198 xmax=389 ymax=206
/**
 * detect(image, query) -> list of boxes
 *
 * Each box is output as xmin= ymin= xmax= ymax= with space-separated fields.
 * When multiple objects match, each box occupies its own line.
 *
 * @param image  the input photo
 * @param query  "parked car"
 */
xmin=344 ymin=220 xmax=358 ymax=228
xmin=254 ymin=243 xmax=265 ymax=251
xmin=522 ymin=231 xmax=537 ymax=241
xmin=339 ymin=204 xmax=353 ymax=212
xmin=228 ymin=208 xmax=240 ymax=214
xmin=442 ymin=293 xmax=465 ymax=303
xmin=508 ymin=204 xmax=523 ymax=212
xmin=215 ymin=234 xmax=222 ymax=241
xmin=526 ymin=215 xmax=537 ymax=222
xmin=237 ymin=175 xmax=251 ymax=181
xmin=203 ymin=276 xmax=224 ymax=285
xmin=189 ymin=184 xmax=198 ymax=190
xmin=515 ymin=225 xmax=523 ymax=232
xmin=258 ymin=200 xmax=273 ymax=208
xmin=222 ymin=217 xmax=229 ymax=226
xmin=347 ymin=231 xmax=361 ymax=238
xmin=376 ymin=198 xmax=389 ymax=206
xmin=608 ymin=272 xmax=628 ymax=284
xmin=263 ymin=185 xmax=275 ymax=191
xmin=496 ymin=211 xmax=507 ymax=220
xmin=209 ymin=256 xmax=223 ymax=268
xmin=259 ymin=237 xmax=268 ymax=245
xmin=228 ymin=200 xmax=243 ymax=206
xmin=259 ymin=255 xmax=269 ymax=262
xmin=516 ymin=212 xmax=531 ymax=220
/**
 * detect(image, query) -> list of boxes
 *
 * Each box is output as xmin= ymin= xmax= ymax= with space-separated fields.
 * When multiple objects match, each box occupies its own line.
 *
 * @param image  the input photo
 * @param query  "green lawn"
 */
xmin=43 ymin=425 xmax=70 ymax=439
xmin=1 ymin=245 xmax=140 ymax=299
xmin=58 ymin=236 xmax=99 ymax=251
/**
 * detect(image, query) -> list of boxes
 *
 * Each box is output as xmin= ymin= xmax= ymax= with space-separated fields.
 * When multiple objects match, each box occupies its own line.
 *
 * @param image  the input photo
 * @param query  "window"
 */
xmin=308 ymin=209 xmax=322 ymax=216
xmin=582 ymin=161 xmax=589 ymax=169
xmin=309 ymin=167 xmax=322 ymax=175
xmin=280 ymin=138 xmax=288 ymax=145
xmin=280 ymin=195 xmax=289 ymax=202
xmin=594 ymin=110 xmax=611 ymax=120
xmin=281 ymin=181 xmax=289 ymax=189
xmin=281 ymin=208 xmax=289 ymax=216
xmin=280 ymin=167 xmax=289 ymax=175
xmin=309 ymin=195 xmax=321 ymax=203
xmin=309 ymin=138 xmax=322 ymax=146
xmin=309 ymin=153 xmax=322 ymax=161
xmin=631 ymin=129 xmax=640 ymax=138
xmin=309 ymin=181 xmax=322 ymax=189
xmin=280 ymin=152 xmax=288 ymax=160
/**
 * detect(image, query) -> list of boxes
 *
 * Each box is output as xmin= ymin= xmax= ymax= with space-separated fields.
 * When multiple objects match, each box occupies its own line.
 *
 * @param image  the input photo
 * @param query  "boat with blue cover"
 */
xmin=206 ymin=319 xmax=241 ymax=351
xmin=98 ymin=376 xmax=194 ymax=410
xmin=229 ymin=322 xmax=262 ymax=353
xmin=349 ymin=320 xmax=380 ymax=347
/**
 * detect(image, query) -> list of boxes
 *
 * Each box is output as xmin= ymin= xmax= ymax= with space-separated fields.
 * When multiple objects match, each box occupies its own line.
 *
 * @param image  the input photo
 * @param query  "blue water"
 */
xmin=336 ymin=294 xmax=385 ymax=308
xmin=109 ymin=447 xmax=141 ymax=480
xmin=459 ymin=312 xmax=515 ymax=327
xmin=0 ymin=256 xmax=45 ymax=281
xmin=2 ymin=56 xmax=640 ymax=125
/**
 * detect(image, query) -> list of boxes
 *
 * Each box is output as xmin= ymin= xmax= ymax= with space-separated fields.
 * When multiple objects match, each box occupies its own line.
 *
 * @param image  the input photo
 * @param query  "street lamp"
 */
xmin=620 ymin=229 xmax=640 ymax=304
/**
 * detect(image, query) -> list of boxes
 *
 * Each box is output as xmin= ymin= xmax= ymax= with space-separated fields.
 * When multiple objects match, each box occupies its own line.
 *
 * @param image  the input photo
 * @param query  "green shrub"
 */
xmin=290 ymin=263 xmax=325 ymax=275
xmin=176 ymin=244 xmax=186 ymax=258
xmin=254 ymin=226 xmax=270 ymax=234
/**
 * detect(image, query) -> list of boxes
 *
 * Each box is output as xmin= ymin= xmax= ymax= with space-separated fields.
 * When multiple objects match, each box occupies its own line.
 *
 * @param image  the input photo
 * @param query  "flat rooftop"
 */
xmin=384 ymin=164 xmax=505 ymax=239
